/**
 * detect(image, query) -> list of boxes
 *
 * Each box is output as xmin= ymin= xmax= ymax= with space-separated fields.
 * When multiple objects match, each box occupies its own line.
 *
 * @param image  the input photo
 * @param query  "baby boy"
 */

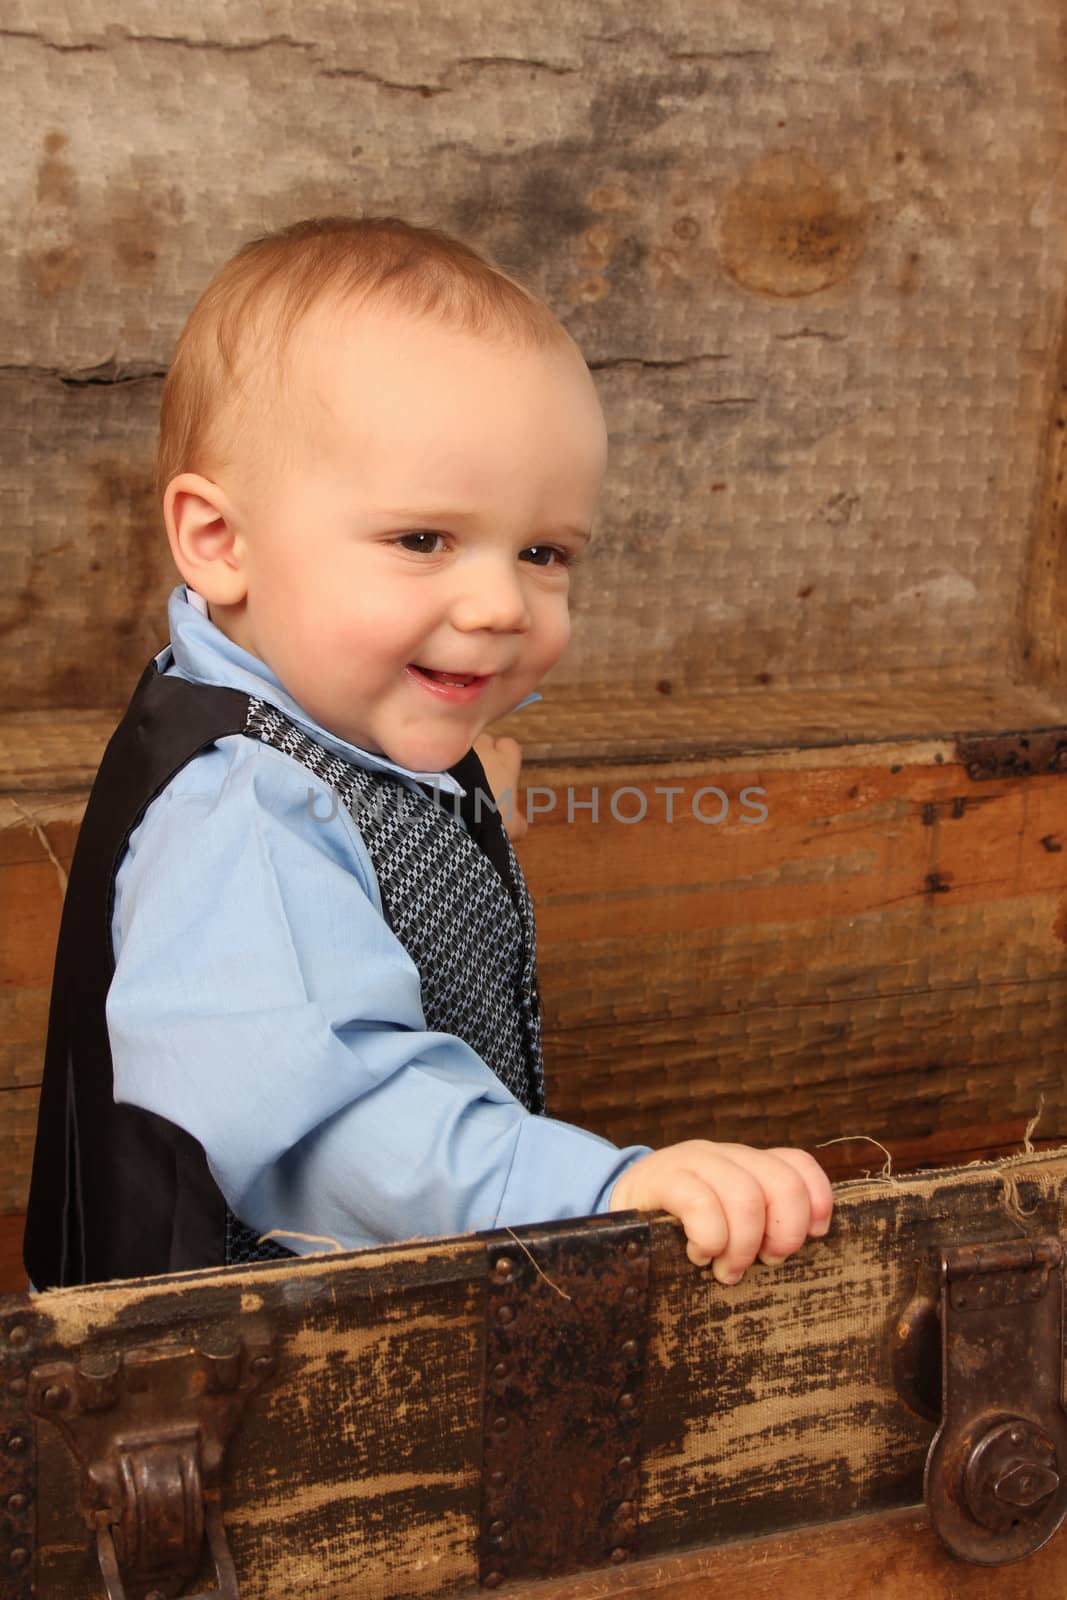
xmin=24 ymin=215 xmax=832 ymax=1289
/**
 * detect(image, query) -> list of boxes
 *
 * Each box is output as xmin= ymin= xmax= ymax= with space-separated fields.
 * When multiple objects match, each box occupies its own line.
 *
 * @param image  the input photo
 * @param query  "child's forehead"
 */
xmin=276 ymin=295 xmax=603 ymax=454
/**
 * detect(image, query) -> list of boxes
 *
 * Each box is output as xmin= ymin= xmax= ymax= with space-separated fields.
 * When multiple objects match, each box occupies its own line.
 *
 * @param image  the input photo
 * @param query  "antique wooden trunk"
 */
xmin=3 ymin=0 xmax=1067 ymax=1593
xmin=3 ymin=0 xmax=1067 ymax=1233
xmin=6 ymin=1153 xmax=1067 ymax=1597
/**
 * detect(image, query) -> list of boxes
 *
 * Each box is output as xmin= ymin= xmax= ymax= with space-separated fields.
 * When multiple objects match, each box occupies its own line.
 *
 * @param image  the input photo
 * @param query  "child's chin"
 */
xmin=388 ymin=735 xmax=474 ymax=775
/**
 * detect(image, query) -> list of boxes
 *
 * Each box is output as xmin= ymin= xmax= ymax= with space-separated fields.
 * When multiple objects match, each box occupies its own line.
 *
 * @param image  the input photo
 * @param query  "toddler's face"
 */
xmin=218 ymin=299 xmax=607 ymax=773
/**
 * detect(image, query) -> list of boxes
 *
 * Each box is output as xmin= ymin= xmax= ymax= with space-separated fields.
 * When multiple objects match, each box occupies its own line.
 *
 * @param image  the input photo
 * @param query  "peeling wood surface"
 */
xmin=7 ymin=1151 xmax=1067 ymax=1598
xmin=2 ymin=1 xmax=1067 ymax=706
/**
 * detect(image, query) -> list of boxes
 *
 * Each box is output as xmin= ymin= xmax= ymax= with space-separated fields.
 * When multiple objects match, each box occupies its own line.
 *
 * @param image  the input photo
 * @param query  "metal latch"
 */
xmin=896 ymin=1237 xmax=1067 ymax=1565
xmin=29 ymin=1330 xmax=276 ymax=1600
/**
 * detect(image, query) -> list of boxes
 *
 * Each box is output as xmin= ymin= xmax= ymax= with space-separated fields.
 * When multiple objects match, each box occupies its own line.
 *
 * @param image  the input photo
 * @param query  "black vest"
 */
xmin=24 ymin=661 xmax=543 ymax=1289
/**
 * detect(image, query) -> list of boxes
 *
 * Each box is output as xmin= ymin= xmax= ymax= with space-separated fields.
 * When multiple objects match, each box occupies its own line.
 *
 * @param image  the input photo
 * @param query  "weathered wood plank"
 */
xmin=3 ymin=742 xmax=1065 ymax=1208
xmin=10 ymin=1151 xmax=1067 ymax=1598
xmin=505 ymin=1506 xmax=1067 ymax=1598
xmin=547 ymin=976 xmax=1067 ymax=1158
xmin=3 ymin=1 xmax=1067 ymax=705
xmin=0 ymin=1091 xmax=39 ymax=1214
xmin=0 ymin=1215 xmax=27 ymax=1297
xmin=640 ymin=1155 xmax=1067 ymax=1555
xmin=1024 ymin=295 xmax=1067 ymax=695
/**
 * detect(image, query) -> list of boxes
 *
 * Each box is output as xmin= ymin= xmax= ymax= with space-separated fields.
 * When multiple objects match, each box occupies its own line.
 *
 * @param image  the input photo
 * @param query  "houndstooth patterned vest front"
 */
xmin=225 ymin=697 xmax=546 ymax=1264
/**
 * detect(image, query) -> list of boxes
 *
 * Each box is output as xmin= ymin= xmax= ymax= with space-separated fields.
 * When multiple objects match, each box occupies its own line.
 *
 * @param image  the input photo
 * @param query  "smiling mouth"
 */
xmin=410 ymin=664 xmax=488 ymax=688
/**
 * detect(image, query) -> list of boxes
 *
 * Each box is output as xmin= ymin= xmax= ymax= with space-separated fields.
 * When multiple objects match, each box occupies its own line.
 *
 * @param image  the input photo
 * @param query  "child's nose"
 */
xmin=450 ymin=557 xmax=531 ymax=633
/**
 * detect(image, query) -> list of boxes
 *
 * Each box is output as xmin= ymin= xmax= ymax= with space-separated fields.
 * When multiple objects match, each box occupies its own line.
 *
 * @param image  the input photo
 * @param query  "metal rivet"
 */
xmin=488 ymin=1469 xmax=507 ymax=1489
xmin=614 ymin=1499 xmax=635 ymax=1519
xmin=492 ymin=1415 xmax=508 ymax=1434
xmin=497 ymin=1305 xmax=515 ymax=1325
xmin=489 ymin=1519 xmax=507 ymax=1536
xmin=494 ymin=1256 xmax=515 ymax=1277
xmin=623 ymin=1285 xmax=638 ymax=1302
xmin=7 ymin=1493 xmax=28 ymax=1515
xmin=6 ymin=1326 xmax=28 ymax=1349
xmin=621 ymin=1338 xmax=639 ymax=1361
xmin=625 ymin=1240 xmax=643 ymax=1260
xmin=7 ymin=1434 xmax=27 ymax=1455
xmin=610 ymin=1546 xmax=629 ymax=1564
xmin=7 ymin=1377 xmax=26 ymax=1397
xmin=1030 ymin=1282 xmax=1043 ymax=1299
xmin=42 ymin=1384 xmax=70 ymax=1411
xmin=483 ymin=1572 xmax=504 ymax=1589
xmin=617 ymin=1454 xmax=634 ymax=1472
xmin=250 ymin=1355 xmax=274 ymax=1376
xmin=619 ymin=1392 xmax=636 ymax=1412
xmin=492 ymin=1361 xmax=508 ymax=1380
xmin=1011 ymin=1428 xmax=1024 ymax=1447
xmin=9 ymin=1549 xmax=29 ymax=1570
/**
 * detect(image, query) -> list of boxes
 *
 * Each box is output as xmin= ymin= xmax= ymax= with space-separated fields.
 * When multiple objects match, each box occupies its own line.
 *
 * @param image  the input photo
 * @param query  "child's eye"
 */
xmin=520 ymin=545 xmax=573 ymax=569
xmin=395 ymin=531 xmax=446 ymax=555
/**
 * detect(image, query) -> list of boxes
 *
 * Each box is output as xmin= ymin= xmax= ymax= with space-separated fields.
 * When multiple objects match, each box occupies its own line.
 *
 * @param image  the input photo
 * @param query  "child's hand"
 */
xmin=473 ymin=733 xmax=527 ymax=842
xmin=610 ymin=1141 xmax=832 ymax=1284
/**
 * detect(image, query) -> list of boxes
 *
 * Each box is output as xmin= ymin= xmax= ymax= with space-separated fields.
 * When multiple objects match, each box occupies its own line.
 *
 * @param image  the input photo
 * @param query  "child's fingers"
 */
xmin=650 ymin=1167 xmax=730 ymax=1266
xmin=695 ymin=1146 xmax=813 ymax=1270
xmin=765 ymin=1147 xmax=834 ymax=1238
xmin=680 ymin=1154 xmax=771 ymax=1283
xmin=609 ymin=1141 xmax=833 ymax=1283
xmin=494 ymin=735 xmax=521 ymax=768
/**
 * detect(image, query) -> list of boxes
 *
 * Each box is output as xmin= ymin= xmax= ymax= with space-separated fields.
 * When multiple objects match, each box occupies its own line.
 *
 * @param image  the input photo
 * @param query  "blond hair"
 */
xmin=156 ymin=214 xmax=571 ymax=509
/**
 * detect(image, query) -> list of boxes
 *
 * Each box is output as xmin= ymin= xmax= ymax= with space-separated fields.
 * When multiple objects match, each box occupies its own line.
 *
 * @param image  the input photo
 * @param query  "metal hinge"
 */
xmin=29 ymin=1329 xmax=277 ymax=1600
xmin=895 ymin=1237 xmax=1067 ymax=1565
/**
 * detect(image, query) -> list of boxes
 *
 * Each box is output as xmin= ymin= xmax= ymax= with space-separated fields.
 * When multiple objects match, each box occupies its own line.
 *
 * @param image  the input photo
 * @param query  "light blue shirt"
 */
xmin=106 ymin=586 xmax=650 ymax=1254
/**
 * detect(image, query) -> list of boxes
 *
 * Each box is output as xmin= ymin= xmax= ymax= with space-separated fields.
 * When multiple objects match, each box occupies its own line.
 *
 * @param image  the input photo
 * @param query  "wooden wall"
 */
xmin=3 ymin=0 xmax=1067 ymax=708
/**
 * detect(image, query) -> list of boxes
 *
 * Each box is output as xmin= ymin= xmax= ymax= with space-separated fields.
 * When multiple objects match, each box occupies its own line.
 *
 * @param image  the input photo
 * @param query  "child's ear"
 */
xmin=162 ymin=473 xmax=248 ymax=606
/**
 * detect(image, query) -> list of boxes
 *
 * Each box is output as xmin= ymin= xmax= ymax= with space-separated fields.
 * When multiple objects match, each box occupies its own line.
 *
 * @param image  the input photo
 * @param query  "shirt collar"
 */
xmin=161 ymin=585 xmax=540 ymax=796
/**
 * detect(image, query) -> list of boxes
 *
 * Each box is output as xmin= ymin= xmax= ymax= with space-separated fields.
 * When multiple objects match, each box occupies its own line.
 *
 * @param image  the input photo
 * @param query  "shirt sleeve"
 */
xmin=107 ymin=736 xmax=650 ymax=1253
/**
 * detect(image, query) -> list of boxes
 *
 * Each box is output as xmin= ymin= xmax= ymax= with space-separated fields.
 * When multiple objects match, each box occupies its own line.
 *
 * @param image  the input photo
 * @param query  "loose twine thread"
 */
xmin=816 ymin=1133 xmax=896 ymax=1183
xmin=818 ymin=1096 xmax=1054 ymax=1228
xmin=503 ymin=1225 xmax=572 ymax=1300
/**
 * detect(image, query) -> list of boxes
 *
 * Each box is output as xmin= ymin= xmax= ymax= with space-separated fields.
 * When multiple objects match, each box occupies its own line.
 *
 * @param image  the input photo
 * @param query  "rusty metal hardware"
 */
xmin=956 ymin=729 xmax=1067 ymax=781
xmin=478 ymin=1213 xmax=650 ymax=1588
xmin=29 ymin=1330 xmax=277 ymax=1600
xmin=919 ymin=1238 xmax=1067 ymax=1565
xmin=892 ymin=1269 xmax=942 ymax=1424
xmin=1 ymin=1298 xmax=41 ymax=1600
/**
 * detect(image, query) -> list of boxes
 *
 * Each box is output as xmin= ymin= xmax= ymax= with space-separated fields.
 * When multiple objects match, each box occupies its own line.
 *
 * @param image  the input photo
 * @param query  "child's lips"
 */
xmin=412 ymin=664 xmax=485 ymax=686
xmin=407 ymin=663 xmax=492 ymax=701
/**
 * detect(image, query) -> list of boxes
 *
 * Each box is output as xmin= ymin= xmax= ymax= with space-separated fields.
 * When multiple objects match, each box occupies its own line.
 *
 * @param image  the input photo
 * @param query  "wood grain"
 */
xmin=502 ymin=1506 xmax=1067 ymax=1598
xmin=3 ymin=733 xmax=1065 ymax=1212
xmin=0 ymin=1215 xmax=28 ymax=1297
xmin=3 ymin=1 xmax=1067 ymax=707
xmin=9 ymin=1150 xmax=1067 ymax=1599
xmin=0 ymin=1092 xmax=40 ymax=1214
